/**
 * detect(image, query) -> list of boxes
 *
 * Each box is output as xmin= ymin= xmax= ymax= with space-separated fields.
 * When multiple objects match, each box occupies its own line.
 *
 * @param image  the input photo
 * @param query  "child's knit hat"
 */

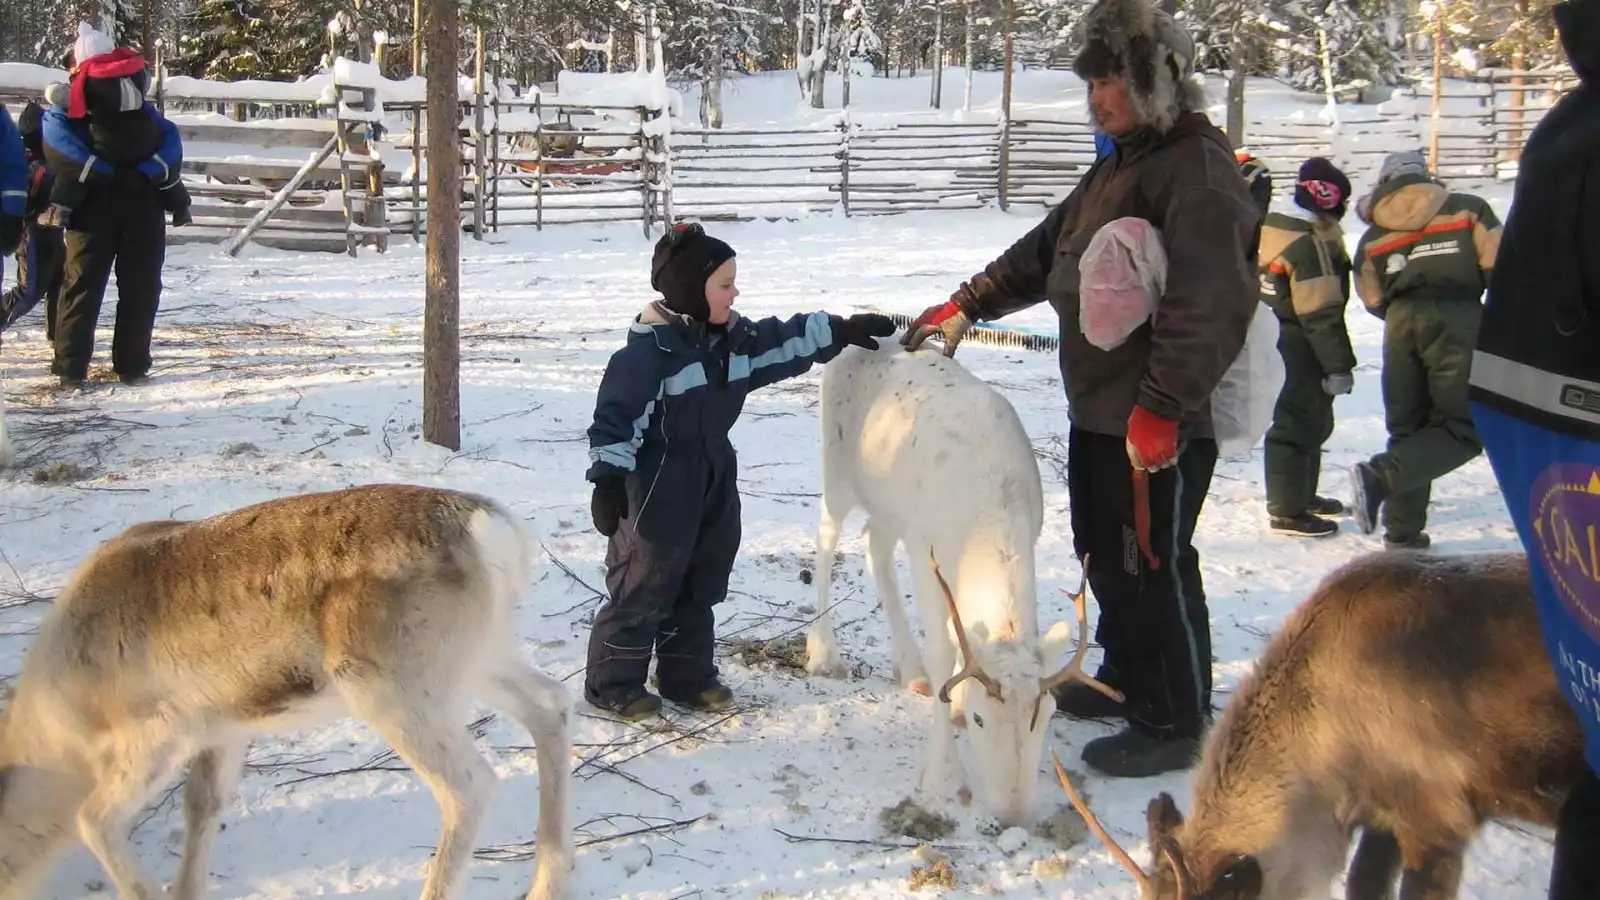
xmin=650 ymin=222 xmax=735 ymax=321
xmin=1294 ymin=156 xmax=1352 ymax=220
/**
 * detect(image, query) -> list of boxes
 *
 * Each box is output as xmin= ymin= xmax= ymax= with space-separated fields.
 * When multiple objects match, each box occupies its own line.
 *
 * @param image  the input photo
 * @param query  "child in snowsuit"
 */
xmin=2 ymin=102 xmax=67 ymax=339
xmin=583 ymin=223 xmax=896 ymax=721
xmin=1258 ymin=157 xmax=1356 ymax=537
xmin=39 ymin=49 xmax=192 ymax=230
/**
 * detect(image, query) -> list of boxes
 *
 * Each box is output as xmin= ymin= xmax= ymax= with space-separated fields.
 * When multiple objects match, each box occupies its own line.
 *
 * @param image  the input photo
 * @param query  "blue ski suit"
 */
xmin=583 ymin=302 xmax=861 ymax=703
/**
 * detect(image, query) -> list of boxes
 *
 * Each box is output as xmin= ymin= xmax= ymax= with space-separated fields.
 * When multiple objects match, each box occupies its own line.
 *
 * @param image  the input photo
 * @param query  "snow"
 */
xmin=0 ymin=65 xmax=1559 ymax=900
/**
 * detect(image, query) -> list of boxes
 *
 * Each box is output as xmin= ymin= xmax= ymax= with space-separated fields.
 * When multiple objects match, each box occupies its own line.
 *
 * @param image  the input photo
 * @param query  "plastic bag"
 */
xmin=1211 ymin=301 xmax=1285 ymax=459
xmin=1079 ymin=217 xmax=1168 ymax=351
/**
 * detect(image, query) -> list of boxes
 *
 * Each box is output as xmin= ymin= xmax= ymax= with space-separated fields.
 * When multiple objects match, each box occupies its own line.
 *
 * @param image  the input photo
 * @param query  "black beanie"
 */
xmin=1294 ymin=156 xmax=1353 ymax=220
xmin=650 ymin=222 xmax=736 ymax=321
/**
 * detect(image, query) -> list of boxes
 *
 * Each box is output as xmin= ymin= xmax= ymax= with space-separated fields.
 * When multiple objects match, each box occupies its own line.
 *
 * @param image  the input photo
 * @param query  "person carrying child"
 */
xmin=2 ymin=102 xmax=67 ymax=341
xmin=40 ymin=23 xmax=190 ymax=388
xmin=40 ymin=25 xmax=191 ymax=230
xmin=583 ymin=222 xmax=896 ymax=720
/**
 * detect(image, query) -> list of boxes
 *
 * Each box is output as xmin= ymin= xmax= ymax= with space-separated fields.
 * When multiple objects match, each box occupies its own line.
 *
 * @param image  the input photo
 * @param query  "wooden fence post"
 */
xmin=472 ymin=27 xmax=486 ymax=240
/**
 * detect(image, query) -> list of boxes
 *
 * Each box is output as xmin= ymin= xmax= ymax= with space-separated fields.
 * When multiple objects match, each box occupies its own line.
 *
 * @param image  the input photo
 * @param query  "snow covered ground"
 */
xmin=0 ymin=67 xmax=1548 ymax=900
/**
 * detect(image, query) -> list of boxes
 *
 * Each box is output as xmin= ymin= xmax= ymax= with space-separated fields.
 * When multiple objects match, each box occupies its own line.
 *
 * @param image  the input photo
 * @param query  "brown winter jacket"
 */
xmin=948 ymin=112 xmax=1262 ymax=439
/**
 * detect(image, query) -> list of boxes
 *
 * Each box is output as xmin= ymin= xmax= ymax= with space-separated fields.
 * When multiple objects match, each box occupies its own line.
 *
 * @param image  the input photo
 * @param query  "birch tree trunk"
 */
xmin=1226 ymin=26 xmax=1247 ymax=146
xmin=424 ymin=0 xmax=461 ymax=451
xmin=929 ymin=0 xmax=943 ymax=109
xmin=963 ymin=0 xmax=974 ymax=110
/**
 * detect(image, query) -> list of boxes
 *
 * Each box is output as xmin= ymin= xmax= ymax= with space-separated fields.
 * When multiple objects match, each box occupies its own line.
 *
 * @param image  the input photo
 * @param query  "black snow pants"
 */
xmin=52 ymin=184 xmax=166 ymax=381
xmin=1068 ymin=426 xmax=1218 ymax=740
xmin=585 ymin=444 xmax=741 ymax=704
xmin=1550 ymin=766 xmax=1600 ymax=900
xmin=1 ymin=220 xmax=64 ymax=337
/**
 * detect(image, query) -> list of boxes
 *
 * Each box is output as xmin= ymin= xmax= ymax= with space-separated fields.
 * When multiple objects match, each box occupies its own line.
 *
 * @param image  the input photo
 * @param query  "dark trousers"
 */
xmin=585 ymin=451 xmax=741 ymax=703
xmin=53 ymin=193 xmax=166 ymax=381
xmin=2 ymin=222 xmax=64 ymax=337
xmin=1264 ymin=319 xmax=1336 ymax=517
xmin=1550 ymin=766 xmax=1600 ymax=899
xmin=1373 ymin=299 xmax=1484 ymax=541
xmin=1068 ymin=427 xmax=1217 ymax=740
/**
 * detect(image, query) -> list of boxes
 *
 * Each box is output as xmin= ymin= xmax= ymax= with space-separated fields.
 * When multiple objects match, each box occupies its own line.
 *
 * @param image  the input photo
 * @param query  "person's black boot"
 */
xmin=585 ymin=686 xmax=662 ymax=722
xmin=661 ymin=680 xmax=734 ymax=712
xmin=1081 ymin=727 xmax=1200 ymax=778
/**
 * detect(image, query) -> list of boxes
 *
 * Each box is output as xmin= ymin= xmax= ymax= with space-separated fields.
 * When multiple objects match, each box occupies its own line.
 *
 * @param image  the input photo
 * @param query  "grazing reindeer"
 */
xmin=1053 ymin=550 xmax=1587 ymax=900
xmin=804 ymin=341 xmax=1120 ymax=826
xmin=0 ymin=484 xmax=573 ymax=900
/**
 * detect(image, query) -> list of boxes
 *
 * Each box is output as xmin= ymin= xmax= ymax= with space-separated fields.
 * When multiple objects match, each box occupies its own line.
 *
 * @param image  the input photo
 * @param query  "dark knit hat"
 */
xmin=1294 ymin=156 xmax=1352 ymax=219
xmin=650 ymin=222 xmax=736 ymax=321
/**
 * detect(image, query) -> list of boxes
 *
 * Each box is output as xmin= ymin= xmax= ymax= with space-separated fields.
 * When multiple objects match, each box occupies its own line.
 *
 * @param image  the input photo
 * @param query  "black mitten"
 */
xmin=590 ymin=476 xmax=629 ymax=537
xmin=837 ymin=313 xmax=897 ymax=350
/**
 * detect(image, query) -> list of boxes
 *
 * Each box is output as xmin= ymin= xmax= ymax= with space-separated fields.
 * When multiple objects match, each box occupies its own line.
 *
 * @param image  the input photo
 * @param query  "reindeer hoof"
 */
xmin=957 ymin=785 xmax=973 ymax=807
xmin=804 ymin=641 xmax=850 ymax=680
xmin=908 ymin=677 xmax=932 ymax=696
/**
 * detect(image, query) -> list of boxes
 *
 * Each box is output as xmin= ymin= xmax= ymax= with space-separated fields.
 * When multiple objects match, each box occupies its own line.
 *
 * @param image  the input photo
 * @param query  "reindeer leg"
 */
xmin=481 ymin=657 xmax=576 ymax=900
xmin=76 ymin=729 xmax=190 ymax=900
xmin=907 ymin=547 xmax=964 ymax=804
xmin=172 ymin=742 xmax=246 ymax=900
xmin=1345 ymin=828 xmax=1401 ymax=900
xmin=337 ymin=667 xmax=493 ymax=900
xmin=804 ymin=492 xmax=850 ymax=679
xmin=1395 ymin=841 xmax=1465 ymax=900
xmin=865 ymin=520 xmax=927 ymax=695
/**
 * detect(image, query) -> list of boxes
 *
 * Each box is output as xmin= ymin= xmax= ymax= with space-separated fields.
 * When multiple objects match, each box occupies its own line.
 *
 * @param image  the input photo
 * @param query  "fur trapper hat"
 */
xmin=1072 ymin=0 xmax=1206 ymax=133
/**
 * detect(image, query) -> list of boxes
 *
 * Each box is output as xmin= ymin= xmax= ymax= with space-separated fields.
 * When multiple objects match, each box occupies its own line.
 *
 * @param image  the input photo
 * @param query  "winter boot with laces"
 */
xmin=661 ymin=680 xmax=734 ymax=712
xmin=585 ymin=686 xmax=663 ymax=722
xmin=1269 ymin=512 xmax=1339 ymax=537
xmin=1308 ymin=495 xmax=1345 ymax=516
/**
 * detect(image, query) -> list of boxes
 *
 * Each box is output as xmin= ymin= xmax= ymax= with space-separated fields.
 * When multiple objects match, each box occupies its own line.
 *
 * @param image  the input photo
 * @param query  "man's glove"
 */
xmin=837 ymin=313 xmax=896 ymax=350
xmin=1322 ymin=372 xmax=1354 ymax=396
xmin=0 ymin=215 xmax=20 ymax=255
xmin=901 ymin=299 xmax=974 ymax=357
xmin=590 ymin=475 xmax=629 ymax=537
xmin=1125 ymin=406 xmax=1179 ymax=472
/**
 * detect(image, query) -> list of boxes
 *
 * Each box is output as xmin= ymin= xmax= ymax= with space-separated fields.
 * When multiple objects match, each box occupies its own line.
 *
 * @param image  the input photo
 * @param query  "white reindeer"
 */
xmin=0 ymin=483 xmax=573 ymax=900
xmin=804 ymin=341 xmax=1121 ymax=826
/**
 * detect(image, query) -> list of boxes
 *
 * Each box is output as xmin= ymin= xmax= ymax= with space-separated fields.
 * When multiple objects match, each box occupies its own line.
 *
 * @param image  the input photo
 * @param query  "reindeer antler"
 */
xmin=1039 ymin=556 xmax=1126 ymax=703
xmin=929 ymin=548 xmax=1003 ymax=704
xmin=1051 ymin=749 xmax=1151 ymax=893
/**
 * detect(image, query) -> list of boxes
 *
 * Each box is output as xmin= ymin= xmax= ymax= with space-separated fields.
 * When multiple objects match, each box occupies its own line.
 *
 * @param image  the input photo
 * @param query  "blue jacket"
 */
xmin=0 ymin=106 xmax=26 ymax=219
xmin=587 ymin=302 xmax=852 ymax=482
xmin=1094 ymin=130 xmax=1115 ymax=159
xmin=41 ymin=100 xmax=183 ymax=187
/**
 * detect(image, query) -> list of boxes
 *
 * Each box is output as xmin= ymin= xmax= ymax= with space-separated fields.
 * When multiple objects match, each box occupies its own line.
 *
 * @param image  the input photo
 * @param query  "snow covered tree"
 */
xmin=1275 ymin=0 xmax=1399 ymax=99
xmin=664 ymin=0 xmax=768 ymax=126
xmin=174 ymin=0 xmax=285 ymax=79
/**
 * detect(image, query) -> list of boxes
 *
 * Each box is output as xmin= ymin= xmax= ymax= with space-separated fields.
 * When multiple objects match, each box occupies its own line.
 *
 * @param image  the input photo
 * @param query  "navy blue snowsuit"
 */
xmin=3 ymin=104 xmax=65 ymax=336
xmin=0 ymin=105 xmax=26 ymax=260
xmin=584 ymin=302 xmax=856 ymax=704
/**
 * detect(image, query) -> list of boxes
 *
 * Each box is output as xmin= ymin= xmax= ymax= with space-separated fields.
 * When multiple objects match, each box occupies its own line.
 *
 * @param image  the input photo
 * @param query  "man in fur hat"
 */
xmin=902 ymin=0 xmax=1261 ymax=777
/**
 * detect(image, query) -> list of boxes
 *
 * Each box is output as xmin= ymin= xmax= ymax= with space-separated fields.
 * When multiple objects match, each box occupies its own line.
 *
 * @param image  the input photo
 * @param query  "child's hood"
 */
xmin=630 ymin=300 xmax=751 ymax=352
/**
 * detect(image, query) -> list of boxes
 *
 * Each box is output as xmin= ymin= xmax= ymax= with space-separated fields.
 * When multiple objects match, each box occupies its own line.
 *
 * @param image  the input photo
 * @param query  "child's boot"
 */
xmin=584 ymin=685 xmax=662 ymax=722
xmin=662 ymin=680 xmax=734 ymax=712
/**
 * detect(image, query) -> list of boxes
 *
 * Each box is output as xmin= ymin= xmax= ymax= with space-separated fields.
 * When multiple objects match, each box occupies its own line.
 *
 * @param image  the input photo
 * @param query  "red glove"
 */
xmin=901 ymin=299 xmax=973 ymax=357
xmin=1125 ymin=406 xmax=1178 ymax=472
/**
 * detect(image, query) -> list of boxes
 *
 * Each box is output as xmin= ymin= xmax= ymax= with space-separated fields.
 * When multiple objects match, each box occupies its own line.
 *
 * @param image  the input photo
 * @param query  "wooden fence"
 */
xmin=3 ymin=65 xmax=1577 ymax=254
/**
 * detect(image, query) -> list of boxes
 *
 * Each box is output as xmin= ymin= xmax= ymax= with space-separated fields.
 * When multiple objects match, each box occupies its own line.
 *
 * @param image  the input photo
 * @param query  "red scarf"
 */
xmin=68 ymin=47 xmax=148 ymax=119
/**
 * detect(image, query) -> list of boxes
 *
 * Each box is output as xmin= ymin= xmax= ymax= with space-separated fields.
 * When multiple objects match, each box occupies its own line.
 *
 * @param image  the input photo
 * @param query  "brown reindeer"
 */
xmin=1053 ymin=549 xmax=1587 ymax=899
xmin=0 ymin=484 xmax=572 ymax=900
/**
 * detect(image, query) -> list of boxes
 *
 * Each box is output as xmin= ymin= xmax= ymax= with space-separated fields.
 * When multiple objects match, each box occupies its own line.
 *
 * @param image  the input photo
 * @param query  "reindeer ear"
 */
xmin=1040 ymin=619 xmax=1075 ymax=664
xmin=1210 ymin=854 xmax=1263 ymax=899
xmin=1146 ymin=792 xmax=1185 ymax=838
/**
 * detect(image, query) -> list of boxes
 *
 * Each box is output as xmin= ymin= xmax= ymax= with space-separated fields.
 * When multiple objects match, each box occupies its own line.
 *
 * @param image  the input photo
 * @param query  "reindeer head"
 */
xmin=930 ymin=551 xmax=1124 ymax=827
xmin=1050 ymin=756 xmax=1266 ymax=900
